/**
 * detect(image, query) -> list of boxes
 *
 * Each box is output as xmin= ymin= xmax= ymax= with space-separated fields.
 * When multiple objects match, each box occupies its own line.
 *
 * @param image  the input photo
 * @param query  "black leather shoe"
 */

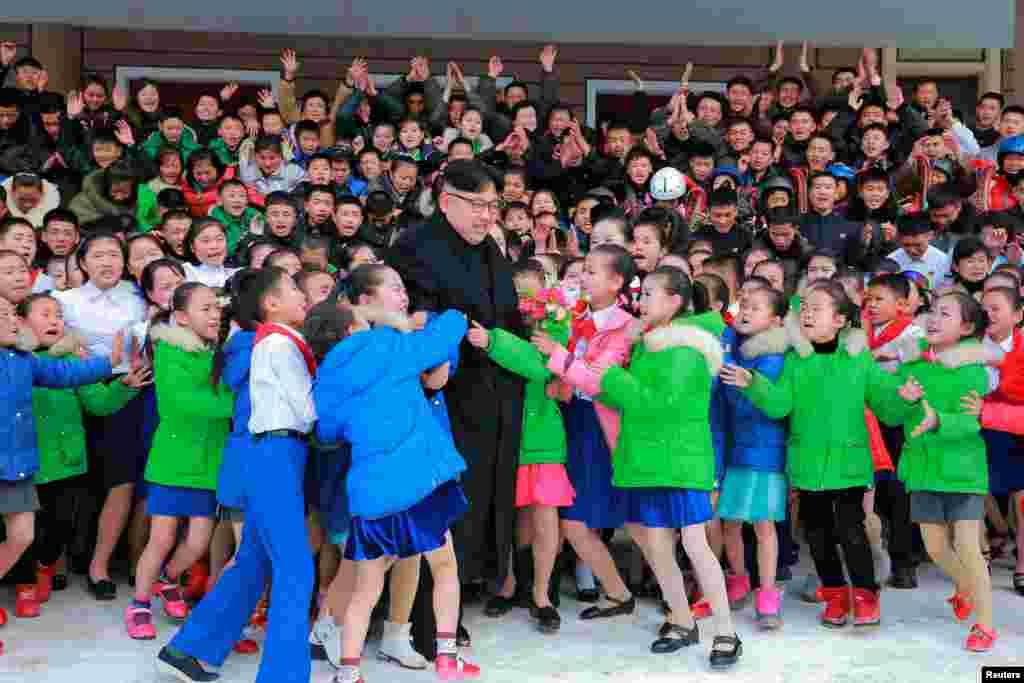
xmin=52 ymin=573 xmax=68 ymax=591
xmin=709 ymin=633 xmax=742 ymax=668
xmin=651 ymin=621 xmax=699 ymax=653
xmin=530 ymin=603 xmax=561 ymax=634
xmin=484 ymin=594 xmax=518 ymax=618
xmin=456 ymin=624 xmax=471 ymax=648
xmin=886 ymin=566 xmax=918 ymax=590
xmin=88 ymin=577 xmax=117 ymax=601
xmin=576 ymin=588 xmax=600 ymax=603
xmin=580 ymin=593 xmax=635 ymax=620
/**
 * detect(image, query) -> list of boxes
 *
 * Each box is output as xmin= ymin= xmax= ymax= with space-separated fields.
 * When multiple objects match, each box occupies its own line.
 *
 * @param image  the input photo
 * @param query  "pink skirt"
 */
xmin=515 ymin=463 xmax=576 ymax=508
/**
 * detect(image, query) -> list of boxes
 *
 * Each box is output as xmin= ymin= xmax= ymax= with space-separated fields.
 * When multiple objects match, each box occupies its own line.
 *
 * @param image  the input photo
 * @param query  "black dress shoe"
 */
xmin=709 ymin=633 xmax=743 ymax=668
xmin=456 ymin=624 xmax=471 ymax=648
xmin=484 ymin=594 xmax=518 ymax=618
xmin=886 ymin=566 xmax=918 ymax=590
xmin=530 ymin=603 xmax=561 ymax=634
xmin=52 ymin=574 xmax=68 ymax=591
xmin=580 ymin=593 xmax=635 ymax=620
xmin=576 ymin=588 xmax=600 ymax=603
xmin=650 ymin=621 xmax=699 ymax=653
xmin=88 ymin=577 xmax=117 ymax=601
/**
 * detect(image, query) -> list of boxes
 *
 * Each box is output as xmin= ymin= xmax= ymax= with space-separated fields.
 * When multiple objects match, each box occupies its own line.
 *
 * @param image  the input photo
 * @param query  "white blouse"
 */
xmin=184 ymin=262 xmax=240 ymax=289
xmin=54 ymin=280 xmax=148 ymax=374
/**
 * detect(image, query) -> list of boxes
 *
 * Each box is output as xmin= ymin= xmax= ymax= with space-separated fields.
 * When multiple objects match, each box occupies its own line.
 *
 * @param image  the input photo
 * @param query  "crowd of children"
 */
xmin=0 ymin=38 xmax=1023 ymax=682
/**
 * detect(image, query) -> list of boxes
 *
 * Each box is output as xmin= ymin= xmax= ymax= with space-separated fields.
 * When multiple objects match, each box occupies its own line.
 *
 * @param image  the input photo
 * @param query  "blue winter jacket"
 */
xmin=217 ymin=329 xmax=255 ymax=509
xmin=424 ymin=311 xmax=460 ymax=434
xmin=713 ymin=326 xmax=788 ymax=473
xmin=314 ymin=310 xmax=468 ymax=520
xmin=0 ymin=348 xmax=111 ymax=481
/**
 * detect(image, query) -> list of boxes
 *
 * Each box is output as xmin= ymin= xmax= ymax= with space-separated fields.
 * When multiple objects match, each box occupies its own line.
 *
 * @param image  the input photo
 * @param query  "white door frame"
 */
xmin=114 ymin=66 xmax=281 ymax=100
xmin=585 ymin=79 xmax=727 ymax=129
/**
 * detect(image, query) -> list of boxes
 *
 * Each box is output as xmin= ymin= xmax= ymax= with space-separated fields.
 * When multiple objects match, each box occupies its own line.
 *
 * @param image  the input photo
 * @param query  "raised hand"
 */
xmin=681 ymin=61 xmax=694 ymax=90
xmin=112 ymin=85 xmax=128 ymax=112
xmin=66 ymin=90 xmax=84 ymax=118
xmin=257 ymin=88 xmax=276 ymax=109
xmin=848 ymin=83 xmax=864 ymax=111
xmin=770 ymin=40 xmax=785 ymax=72
xmin=0 ymin=41 xmax=16 ymax=67
xmin=220 ymin=82 xmax=240 ymax=101
xmin=540 ymin=44 xmax=558 ymax=73
xmin=114 ymin=119 xmax=135 ymax=146
xmin=800 ymin=41 xmax=811 ymax=72
xmin=244 ymin=118 xmax=260 ymax=138
xmin=488 ymin=55 xmax=504 ymax=79
xmin=627 ymin=69 xmax=644 ymax=92
xmin=280 ymin=49 xmax=299 ymax=80
xmin=720 ymin=363 xmax=753 ymax=388
xmin=644 ymin=127 xmax=664 ymax=159
xmin=910 ymin=398 xmax=939 ymax=438
xmin=467 ymin=320 xmax=491 ymax=349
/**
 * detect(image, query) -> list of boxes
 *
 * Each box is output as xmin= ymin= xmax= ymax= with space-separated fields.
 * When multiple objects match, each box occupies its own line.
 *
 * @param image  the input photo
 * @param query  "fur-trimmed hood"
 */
xmin=738 ymin=325 xmax=789 ymax=360
xmin=16 ymin=327 xmax=87 ymax=356
xmin=356 ymin=305 xmax=416 ymax=334
xmin=784 ymin=306 xmax=868 ymax=358
xmin=148 ymin=322 xmax=211 ymax=353
xmin=899 ymin=336 xmax=998 ymax=369
xmin=644 ymin=323 xmax=724 ymax=376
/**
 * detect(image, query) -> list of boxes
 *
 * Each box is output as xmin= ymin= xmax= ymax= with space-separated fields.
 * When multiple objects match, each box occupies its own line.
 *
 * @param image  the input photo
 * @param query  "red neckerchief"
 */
xmin=568 ymin=300 xmax=599 ymax=354
xmin=864 ymin=315 xmax=913 ymax=351
xmin=255 ymin=323 xmax=317 ymax=375
xmin=723 ymin=310 xmax=736 ymax=327
xmin=29 ymin=269 xmax=40 ymax=286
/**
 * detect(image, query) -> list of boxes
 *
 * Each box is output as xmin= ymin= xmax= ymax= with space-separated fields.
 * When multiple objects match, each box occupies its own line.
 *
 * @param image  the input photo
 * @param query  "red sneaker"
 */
xmin=0 ymin=606 xmax=8 ymax=627
xmin=852 ymin=588 xmax=880 ymax=628
xmin=15 ymin=585 xmax=40 ymax=618
xmin=947 ymin=592 xmax=975 ymax=622
xmin=36 ymin=563 xmax=56 ymax=603
xmin=153 ymin=581 xmax=189 ymax=620
xmin=232 ymin=639 xmax=259 ymax=654
xmin=691 ymin=598 xmax=713 ymax=620
xmin=436 ymin=654 xmax=481 ymax=680
xmin=183 ymin=561 xmax=209 ymax=602
xmin=966 ymin=624 xmax=998 ymax=652
xmin=819 ymin=587 xmax=851 ymax=628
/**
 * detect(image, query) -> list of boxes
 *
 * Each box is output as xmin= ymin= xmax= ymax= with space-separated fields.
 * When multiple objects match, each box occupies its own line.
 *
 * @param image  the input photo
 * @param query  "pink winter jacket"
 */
xmin=545 ymin=306 xmax=638 ymax=451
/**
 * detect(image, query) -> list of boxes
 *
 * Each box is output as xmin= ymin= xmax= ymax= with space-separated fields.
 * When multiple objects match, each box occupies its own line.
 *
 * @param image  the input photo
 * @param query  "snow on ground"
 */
xmin=0 ymin=558 xmax=1022 ymax=683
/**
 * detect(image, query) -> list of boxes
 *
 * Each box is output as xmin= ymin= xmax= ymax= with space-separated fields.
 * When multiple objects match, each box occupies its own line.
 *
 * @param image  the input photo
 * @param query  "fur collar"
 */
xmin=899 ymin=337 xmax=997 ymax=369
xmin=149 ymin=323 xmax=210 ymax=353
xmin=784 ymin=308 xmax=868 ymax=358
xmin=16 ymin=328 xmax=87 ymax=356
xmin=738 ymin=325 xmax=789 ymax=360
xmin=644 ymin=323 xmax=724 ymax=376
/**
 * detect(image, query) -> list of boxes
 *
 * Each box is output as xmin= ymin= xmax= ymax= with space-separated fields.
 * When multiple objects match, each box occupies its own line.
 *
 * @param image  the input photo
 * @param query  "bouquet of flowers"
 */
xmin=518 ymin=287 xmax=572 ymax=346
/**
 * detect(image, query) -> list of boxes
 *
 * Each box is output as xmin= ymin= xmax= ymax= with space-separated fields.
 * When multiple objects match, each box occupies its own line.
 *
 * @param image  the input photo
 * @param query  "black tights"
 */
xmin=800 ymin=487 xmax=878 ymax=591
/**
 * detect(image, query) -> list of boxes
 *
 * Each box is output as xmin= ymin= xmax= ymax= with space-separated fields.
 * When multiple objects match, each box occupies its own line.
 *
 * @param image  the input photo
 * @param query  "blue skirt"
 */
xmin=559 ymin=398 xmax=627 ymax=529
xmin=718 ymin=467 xmax=788 ymax=522
xmin=146 ymin=483 xmax=218 ymax=518
xmin=622 ymin=487 xmax=713 ymax=528
xmin=983 ymin=429 xmax=1024 ymax=495
xmin=345 ymin=479 xmax=467 ymax=561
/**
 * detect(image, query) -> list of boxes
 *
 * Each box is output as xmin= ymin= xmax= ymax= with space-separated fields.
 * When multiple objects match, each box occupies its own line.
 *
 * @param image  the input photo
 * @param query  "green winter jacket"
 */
xmin=600 ymin=322 xmax=724 ymax=490
xmin=135 ymin=186 xmax=161 ymax=233
xmin=741 ymin=328 xmax=915 ymax=491
xmin=31 ymin=335 xmax=138 ymax=485
xmin=140 ymin=127 xmax=201 ymax=163
xmin=686 ymin=310 xmax=727 ymax=338
xmin=208 ymin=138 xmax=241 ymax=167
xmin=144 ymin=324 xmax=234 ymax=491
xmin=894 ymin=340 xmax=990 ymax=495
xmin=486 ymin=327 xmax=568 ymax=466
xmin=69 ymin=170 xmax=157 ymax=228
xmin=208 ymin=206 xmax=263 ymax=256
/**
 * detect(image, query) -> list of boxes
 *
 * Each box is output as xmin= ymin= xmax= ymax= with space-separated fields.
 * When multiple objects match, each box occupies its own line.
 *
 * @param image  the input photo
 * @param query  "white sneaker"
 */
xmin=377 ymin=621 xmax=428 ymax=670
xmin=311 ymin=615 xmax=343 ymax=669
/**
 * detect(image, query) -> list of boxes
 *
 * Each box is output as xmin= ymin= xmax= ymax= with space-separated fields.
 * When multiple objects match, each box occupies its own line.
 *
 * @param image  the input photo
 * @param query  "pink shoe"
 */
xmin=755 ymin=588 xmax=783 ymax=629
xmin=153 ymin=581 xmax=189 ymax=620
xmin=725 ymin=574 xmax=752 ymax=609
xmin=436 ymin=654 xmax=480 ymax=680
xmin=125 ymin=605 xmax=157 ymax=640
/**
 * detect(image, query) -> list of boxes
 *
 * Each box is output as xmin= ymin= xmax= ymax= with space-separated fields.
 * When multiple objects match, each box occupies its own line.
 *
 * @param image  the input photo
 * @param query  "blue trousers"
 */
xmin=170 ymin=435 xmax=313 ymax=683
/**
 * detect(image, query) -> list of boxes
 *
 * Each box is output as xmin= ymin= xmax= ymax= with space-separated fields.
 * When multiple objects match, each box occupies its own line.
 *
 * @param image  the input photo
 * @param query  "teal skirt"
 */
xmin=718 ymin=467 xmax=788 ymax=522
